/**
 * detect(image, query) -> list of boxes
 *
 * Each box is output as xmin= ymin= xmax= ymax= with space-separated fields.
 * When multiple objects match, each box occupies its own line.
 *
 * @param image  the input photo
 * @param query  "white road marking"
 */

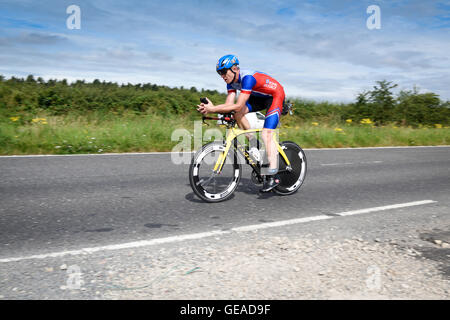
xmin=0 ymin=152 xmax=195 ymax=158
xmin=321 ymin=162 xmax=355 ymax=166
xmin=0 ymin=230 xmax=229 ymax=263
xmin=321 ymin=161 xmax=384 ymax=166
xmin=305 ymin=145 xmax=450 ymax=151
xmin=0 ymin=200 xmax=437 ymax=264
xmin=231 ymin=215 xmax=332 ymax=232
xmin=0 ymin=145 xmax=449 ymax=158
xmin=336 ymin=200 xmax=437 ymax=216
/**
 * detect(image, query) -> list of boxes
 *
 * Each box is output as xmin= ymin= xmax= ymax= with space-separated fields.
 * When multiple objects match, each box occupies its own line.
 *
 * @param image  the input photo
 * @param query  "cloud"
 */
xmin=0 ymin=31 xmax=69 ymax=49
xmin=148 ymin=52 xmax=174 ymax=62
xmin=17 ymin=32 xmax=69 ymax=44
xmin=0 ymin=0 xmax=449 ymax=102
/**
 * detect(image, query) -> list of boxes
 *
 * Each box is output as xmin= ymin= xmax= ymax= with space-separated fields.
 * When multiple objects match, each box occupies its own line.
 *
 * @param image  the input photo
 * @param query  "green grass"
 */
xmin=0 ymin=112 xmax=448 ymax=155
xmin=281 ymin=123 xmax=449 ymax=148
xmin=0 ymin=111 xmax=191 ymax=155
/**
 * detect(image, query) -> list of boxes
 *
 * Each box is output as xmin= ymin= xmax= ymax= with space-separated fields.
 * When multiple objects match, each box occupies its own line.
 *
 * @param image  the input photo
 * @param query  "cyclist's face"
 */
xmin=218 ymin=67 xmax=236 ymax=84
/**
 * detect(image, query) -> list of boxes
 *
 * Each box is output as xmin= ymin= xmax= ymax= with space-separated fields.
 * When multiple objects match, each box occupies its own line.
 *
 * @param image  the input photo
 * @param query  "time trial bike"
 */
xmin=189 ymin=107 xmax=307 ymax=203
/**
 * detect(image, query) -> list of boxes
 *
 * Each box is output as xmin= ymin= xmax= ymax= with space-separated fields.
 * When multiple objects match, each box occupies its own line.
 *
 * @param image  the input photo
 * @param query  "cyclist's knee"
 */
xmin=261 ymin=128 xmax=274 ymax=142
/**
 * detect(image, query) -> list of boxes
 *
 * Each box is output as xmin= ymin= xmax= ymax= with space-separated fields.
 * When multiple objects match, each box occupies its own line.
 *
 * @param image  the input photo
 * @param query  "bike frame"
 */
xmin=213 ymin=127 xmax=291 ymax=174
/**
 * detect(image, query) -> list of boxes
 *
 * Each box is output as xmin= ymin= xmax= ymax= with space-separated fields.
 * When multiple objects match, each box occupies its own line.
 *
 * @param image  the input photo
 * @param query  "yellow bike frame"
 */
xmin=213 ymin=127 xmax=291 ymax=173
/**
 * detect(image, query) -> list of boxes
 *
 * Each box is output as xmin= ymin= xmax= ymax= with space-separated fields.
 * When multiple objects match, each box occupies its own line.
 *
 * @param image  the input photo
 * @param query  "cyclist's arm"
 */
xmin=211 ymin=92 xmax=249 ymax=113
xmin=210 ymin=74 xmax=256 ymax=113
xmin=199 ymin=75 xmax=255 ymax=114
xmin=225 ymin=91 xmax=236 ymax=105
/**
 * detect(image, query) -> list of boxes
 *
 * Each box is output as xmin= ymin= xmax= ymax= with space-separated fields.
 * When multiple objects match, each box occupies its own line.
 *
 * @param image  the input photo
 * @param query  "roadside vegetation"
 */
xmin=1 ymin=75 xmax=448 ymax=154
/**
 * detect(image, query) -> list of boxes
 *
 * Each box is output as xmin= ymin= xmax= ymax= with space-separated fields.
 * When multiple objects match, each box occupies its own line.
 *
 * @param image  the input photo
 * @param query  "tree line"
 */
xmin=0 ymin=74 xmax=224 ymax=117
xmin=1 ymin=75 xmax=448 ymax=126
xmin=292 ymin=80 xmax=449 ymax=126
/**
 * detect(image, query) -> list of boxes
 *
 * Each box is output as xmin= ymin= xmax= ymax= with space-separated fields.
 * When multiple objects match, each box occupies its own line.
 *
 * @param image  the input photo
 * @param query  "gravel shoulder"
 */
xmin=1 ymin=208 xmax=449 ymax=300
xmin=101 ymin=233 xmax=449 ymax=300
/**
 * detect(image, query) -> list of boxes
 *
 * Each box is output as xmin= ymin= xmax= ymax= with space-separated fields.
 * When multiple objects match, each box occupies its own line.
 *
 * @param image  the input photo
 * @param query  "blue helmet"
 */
xmin=216 ymin=54 xmax=239 ymax=73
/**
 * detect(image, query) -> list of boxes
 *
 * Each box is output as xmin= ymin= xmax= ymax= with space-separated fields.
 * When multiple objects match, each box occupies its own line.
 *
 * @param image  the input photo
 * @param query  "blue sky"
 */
xmin=1 ymin=0 xmax=449 ymax=101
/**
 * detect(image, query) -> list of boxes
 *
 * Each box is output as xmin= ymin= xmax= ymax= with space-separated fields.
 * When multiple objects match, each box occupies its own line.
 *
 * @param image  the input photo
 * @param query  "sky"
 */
xmin=0 ymin=0 xmax=449 ymax=102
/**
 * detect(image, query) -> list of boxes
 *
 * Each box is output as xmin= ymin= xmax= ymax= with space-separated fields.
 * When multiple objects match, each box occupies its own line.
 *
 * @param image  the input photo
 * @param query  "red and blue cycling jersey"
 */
xmin=227 ymin=69 xmax=285 ymax=129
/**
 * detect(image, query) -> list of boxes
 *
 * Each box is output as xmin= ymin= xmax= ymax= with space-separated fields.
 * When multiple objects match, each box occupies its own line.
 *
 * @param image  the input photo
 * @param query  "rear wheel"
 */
xmin=273 ymin=141 xmax=307 ymax=195
xmin=189 ymin=141 xmax=242 ymax=202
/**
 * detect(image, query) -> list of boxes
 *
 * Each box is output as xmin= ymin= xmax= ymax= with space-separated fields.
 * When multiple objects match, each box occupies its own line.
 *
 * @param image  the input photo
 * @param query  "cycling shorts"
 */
xmin=246 ymin=92 xmax=285 ymax=129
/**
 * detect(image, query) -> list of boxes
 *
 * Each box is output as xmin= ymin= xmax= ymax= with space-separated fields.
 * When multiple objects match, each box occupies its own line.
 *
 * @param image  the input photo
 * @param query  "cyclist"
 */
xmin=197 ymin=54 xmax=285 ymax=192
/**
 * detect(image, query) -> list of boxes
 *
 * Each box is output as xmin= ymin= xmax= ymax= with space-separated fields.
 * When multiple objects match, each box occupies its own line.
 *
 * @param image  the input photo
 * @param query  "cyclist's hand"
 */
xmin=197 ymin=97 xmax=214 ymax=114
xmin=197 ymin=105 xmax=208 ymax=114
xmin=197 ymin=104 xmax=208 ymax=114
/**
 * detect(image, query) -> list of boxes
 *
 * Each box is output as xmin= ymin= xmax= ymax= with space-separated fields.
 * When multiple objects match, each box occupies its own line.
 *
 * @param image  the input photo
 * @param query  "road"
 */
xmin=0 ymin=146 xmax=449 ymax=299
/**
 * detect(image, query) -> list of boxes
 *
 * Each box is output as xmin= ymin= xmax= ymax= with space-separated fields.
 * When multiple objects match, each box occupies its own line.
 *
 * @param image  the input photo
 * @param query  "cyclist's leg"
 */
xmin=261 ymin=93 xmax=285 ymax=174
xmin=260 ymin=94 xmax=285 ymax=192
xmin=235 ymin=95 xmax=269 ymax=130
xmin=234 ymin=104 xmax=250 ymax=130
xmin=247 ymin=95 xmax=273 ymax=114
xmin=244 ymin=95 xmax=272 ymax=143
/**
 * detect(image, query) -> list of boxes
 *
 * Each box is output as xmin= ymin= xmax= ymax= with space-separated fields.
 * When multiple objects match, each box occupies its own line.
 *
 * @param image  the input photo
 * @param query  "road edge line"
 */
xmin=0 ymin=200 xmax=437 ymax=263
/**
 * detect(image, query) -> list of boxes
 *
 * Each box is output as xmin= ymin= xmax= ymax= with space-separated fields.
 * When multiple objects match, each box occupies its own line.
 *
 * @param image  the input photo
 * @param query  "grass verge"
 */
xmin=1 ymin=113 xmax=448 ymax=155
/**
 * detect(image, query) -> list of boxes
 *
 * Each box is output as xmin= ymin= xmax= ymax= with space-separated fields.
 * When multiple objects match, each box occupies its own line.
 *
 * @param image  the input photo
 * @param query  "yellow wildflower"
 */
xmin=334 ymin=128 xmax=344 ymax=132
xmin=311 ymin=122 xmax=319 ymax=126
xmin=434 ymin=124 xmax=442 ymax=129
xmin=346 ymin=119 xmax=352 ymax=123
xmin=32 ymin=118 xmax=47 ymax=124
xmin=360 ymin=118 xmax=373 ymax=124
xmin=10 ymin=116 xmax=20 ymax=122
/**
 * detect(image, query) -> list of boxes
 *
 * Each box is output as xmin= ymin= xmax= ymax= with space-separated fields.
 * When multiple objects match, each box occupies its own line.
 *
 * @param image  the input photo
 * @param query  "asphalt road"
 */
xmin=0 ymin=146 xmax=449 ymax=262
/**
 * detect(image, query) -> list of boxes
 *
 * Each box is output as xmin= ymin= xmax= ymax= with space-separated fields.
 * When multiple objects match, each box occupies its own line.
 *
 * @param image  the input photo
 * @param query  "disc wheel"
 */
xmin=189 ymin=141 xmax=242 ymax=202
xmin=273 ymin=141 xmax=307 ymax=195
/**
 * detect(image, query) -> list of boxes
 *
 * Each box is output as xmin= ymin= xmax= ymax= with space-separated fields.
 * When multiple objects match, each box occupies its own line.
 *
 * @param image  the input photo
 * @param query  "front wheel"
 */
xmin=189 ymin=141 xmax=242 ymax=203
xmin=273 ymin=141 xmax=307 ymax=195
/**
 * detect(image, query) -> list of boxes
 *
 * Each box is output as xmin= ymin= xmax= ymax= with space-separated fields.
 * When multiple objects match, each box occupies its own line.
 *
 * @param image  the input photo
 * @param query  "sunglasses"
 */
xmin=217 ymin=68 xmax=229 ymax=76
